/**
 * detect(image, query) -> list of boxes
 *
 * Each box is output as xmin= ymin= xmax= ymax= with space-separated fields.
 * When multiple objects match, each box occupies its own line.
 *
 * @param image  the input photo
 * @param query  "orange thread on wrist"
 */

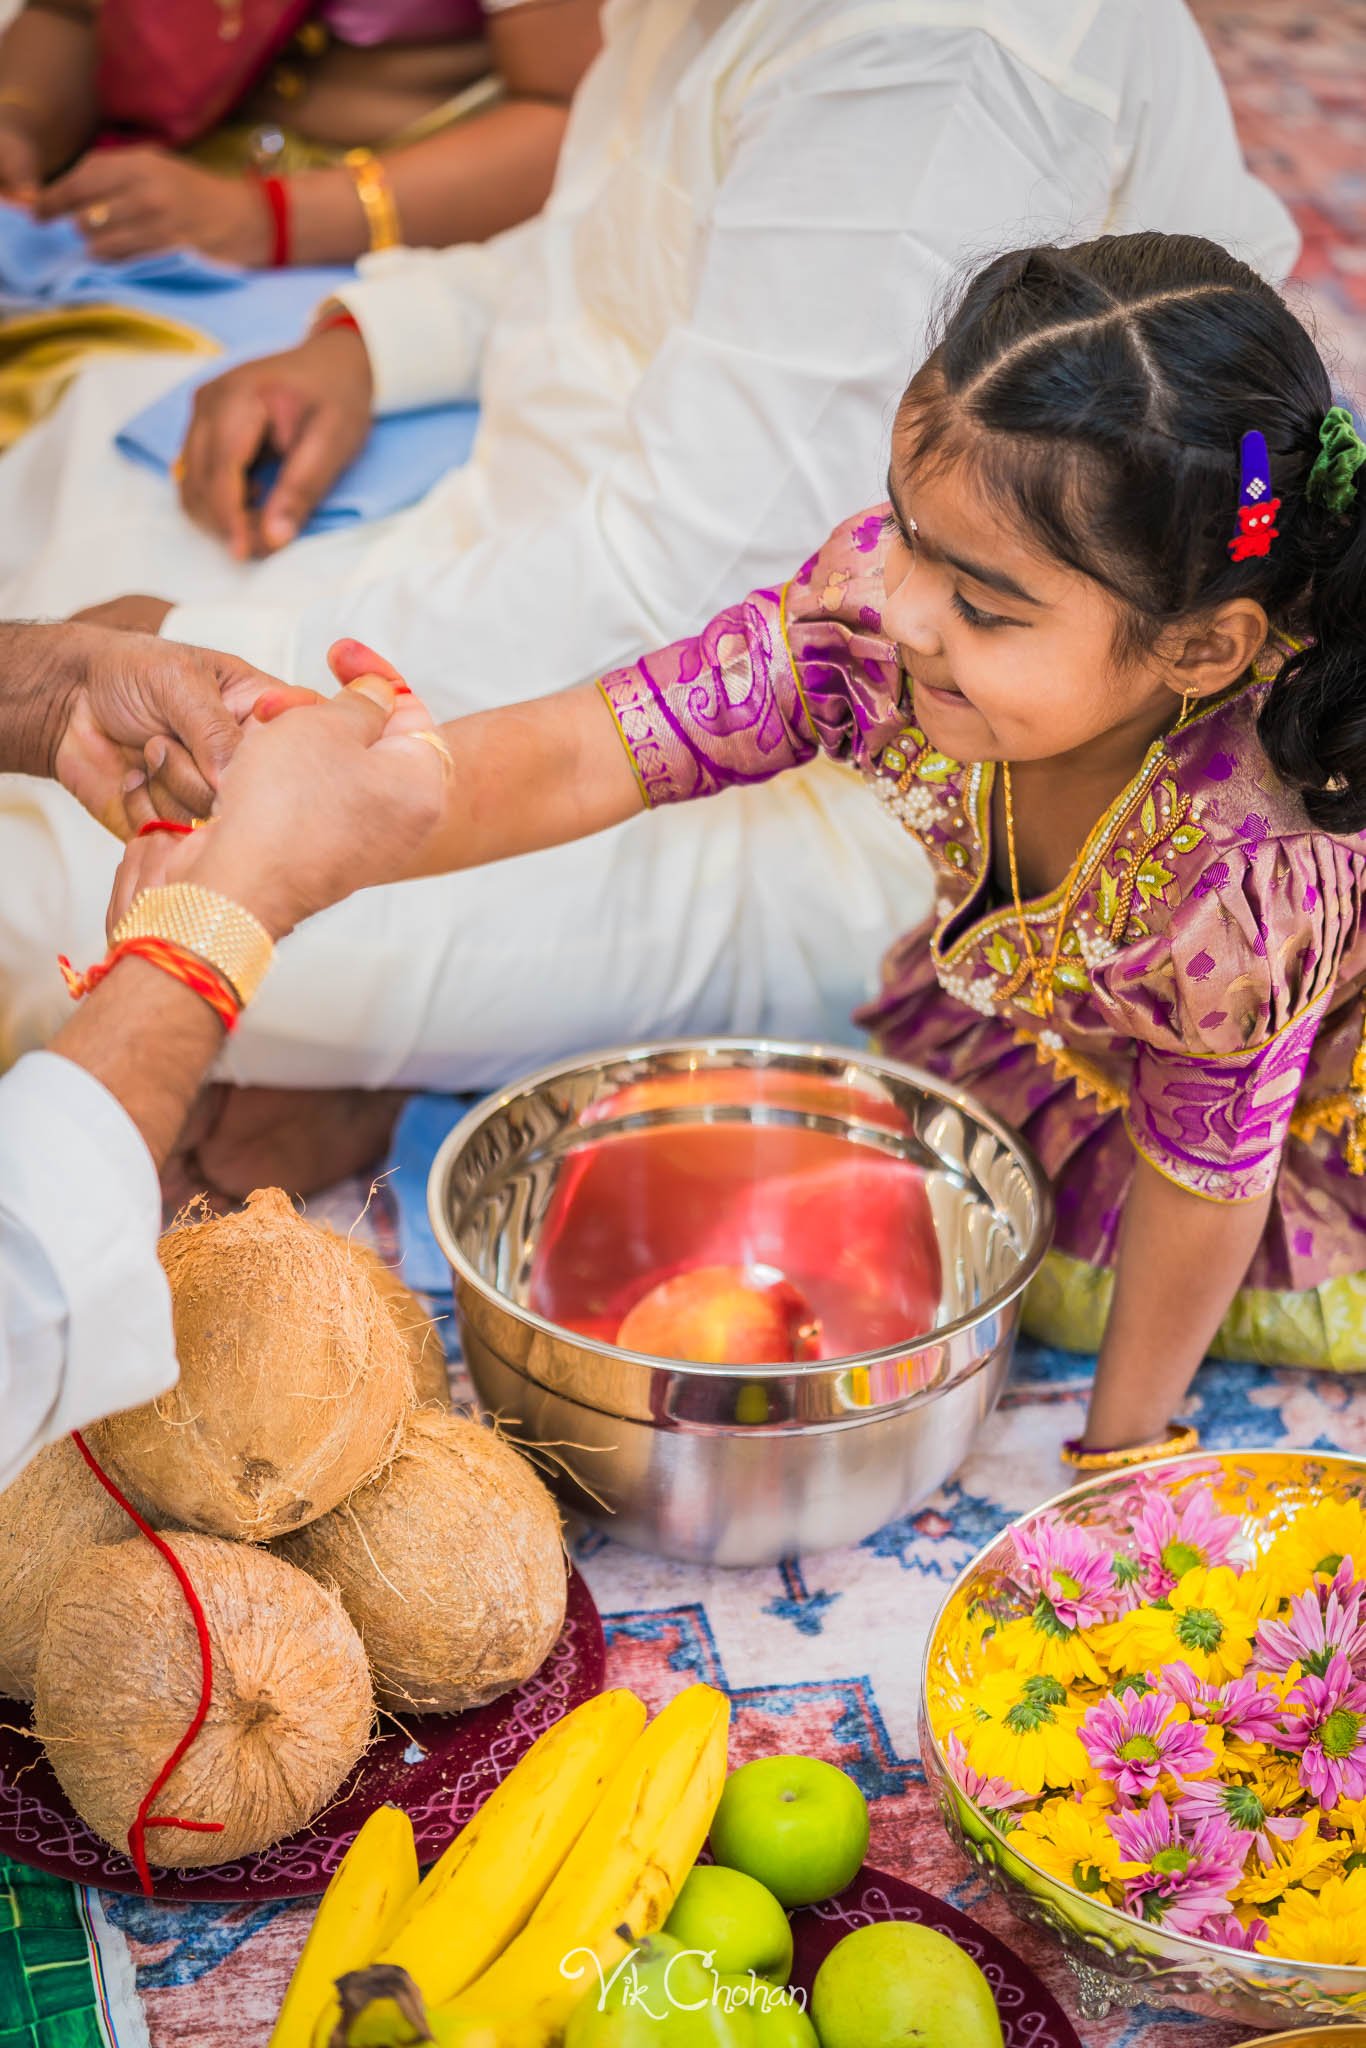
xmin=69 ymin=1432 xmax=223 ymax=1896
xmin=58 ymin=936 xmax=241 ymax=1033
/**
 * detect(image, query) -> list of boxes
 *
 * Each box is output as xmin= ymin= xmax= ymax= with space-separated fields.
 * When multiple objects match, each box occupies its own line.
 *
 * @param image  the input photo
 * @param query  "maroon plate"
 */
xmin=0 ymin=1565 xmax=603 ymax=1902
xmin=789 ymin=1864 xmax=1082 ymax=2048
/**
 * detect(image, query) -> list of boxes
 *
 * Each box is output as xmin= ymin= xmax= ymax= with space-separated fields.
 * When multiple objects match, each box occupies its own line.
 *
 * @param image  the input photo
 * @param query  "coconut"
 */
xmin=277 ymin=1409 xmax=566 ymax=1716
xmin=89 ymin=1189 xmax=413 ymax=1541
xmin=0 ymin=1438 xmax=149 ymax=1701
xmin=348 ymin=1244 xmax=451 ymax=1409
xmin=34 ymin=1531 xmax=373 ymax=1868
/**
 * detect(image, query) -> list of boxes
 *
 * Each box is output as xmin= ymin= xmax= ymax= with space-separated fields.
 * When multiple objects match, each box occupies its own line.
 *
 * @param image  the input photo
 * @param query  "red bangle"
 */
xmin=252 ymin=173 xmax=291 ymax=268
xmin=313 ymin=309 xmax=361 ymax=339
xmin=136 ymin=819 xmax=195 ymax=839
xmin=58 ymin=936 xmax=241 ymax=1033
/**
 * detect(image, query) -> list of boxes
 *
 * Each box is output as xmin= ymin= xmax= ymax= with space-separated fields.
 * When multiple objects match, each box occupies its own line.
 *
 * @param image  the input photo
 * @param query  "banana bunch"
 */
xmin=268 ymin=1683 xmax=730 ymax=2048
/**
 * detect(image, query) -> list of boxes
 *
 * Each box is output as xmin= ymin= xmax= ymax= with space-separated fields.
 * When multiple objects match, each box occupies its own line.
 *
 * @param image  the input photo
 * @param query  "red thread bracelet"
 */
xmin=313 ymin=309 xmax=361 ymax=339
xmin=252 ymin=173 xmax=291 ymax=268
xmin=136 ymin=820 xmax=195 ymax=840
xmin=59 ymin=935 xmax=241 ymax=1033
xmin=69 ymin=1432 xmax=224 ymax=1895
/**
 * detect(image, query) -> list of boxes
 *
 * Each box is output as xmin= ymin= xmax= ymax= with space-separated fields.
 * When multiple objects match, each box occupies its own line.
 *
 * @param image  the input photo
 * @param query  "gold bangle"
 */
xmin=343 ymin=148 xmax=401 ymax=253
xmin=1059 ymin=1423 xmax=1201 ymax=1473
xmin=112 ymin=885 xmax=274 ymax=1008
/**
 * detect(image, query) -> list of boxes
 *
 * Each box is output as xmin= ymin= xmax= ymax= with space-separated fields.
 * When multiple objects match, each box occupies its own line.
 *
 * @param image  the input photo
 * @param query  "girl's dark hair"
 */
xmin=903 ymin=233 xmax=1366 ymax=832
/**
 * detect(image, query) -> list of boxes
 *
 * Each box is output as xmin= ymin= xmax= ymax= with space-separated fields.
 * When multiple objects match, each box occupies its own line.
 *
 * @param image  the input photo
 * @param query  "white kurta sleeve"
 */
xmin=0 ymin=1051 xmax=176 ymax=1489
xmin=163 ymin=24 xmax=1137 ymax=701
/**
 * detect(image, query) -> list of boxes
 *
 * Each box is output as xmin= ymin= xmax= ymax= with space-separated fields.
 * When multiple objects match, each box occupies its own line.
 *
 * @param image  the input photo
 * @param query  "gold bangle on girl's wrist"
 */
xmin=1059 ymin=1422 xmax=1201 ymax=1473
xmin=343 ymin=149 xmax=401 ymax=252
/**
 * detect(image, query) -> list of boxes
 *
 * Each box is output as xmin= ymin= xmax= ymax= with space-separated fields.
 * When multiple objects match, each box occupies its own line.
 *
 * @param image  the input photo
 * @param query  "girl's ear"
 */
xmin=1157 ymin=598 xmax=1270 ymax=708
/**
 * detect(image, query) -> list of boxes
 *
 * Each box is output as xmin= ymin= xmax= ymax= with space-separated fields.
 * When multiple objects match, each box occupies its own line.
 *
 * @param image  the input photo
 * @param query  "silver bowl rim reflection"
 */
xmin=919 ymin=1447 xmax=1366 ymax=1985
xmin=427 ymin=1034 xmax=1054 ymax=1375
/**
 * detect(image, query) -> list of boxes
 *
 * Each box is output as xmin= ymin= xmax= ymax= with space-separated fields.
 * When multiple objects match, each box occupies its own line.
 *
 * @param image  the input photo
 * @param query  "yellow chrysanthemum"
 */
xmin=1012 ymin=1794 xmax=1125 ymax=1897
xmin=1260 ymin=1497 xmax=1366 ymax=1597
xmin=983 ymin=1610 xmax=1108 ymax=1688
xmin=1095 ymin=1566 xmax=1264 ymax=1683
xmin=1256 ymin=1868 xmax=1366 ymax=1965
xmin=1234 ymin=1818 xmax=1342 ymax=1907
xmin=958 ymin=1669 xmax=1088 ymax=1798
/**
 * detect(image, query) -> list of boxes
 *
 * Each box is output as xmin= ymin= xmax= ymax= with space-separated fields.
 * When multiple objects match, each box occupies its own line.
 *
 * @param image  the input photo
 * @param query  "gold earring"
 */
xmin=1178 ymin=692 xmax=1193 ymax=729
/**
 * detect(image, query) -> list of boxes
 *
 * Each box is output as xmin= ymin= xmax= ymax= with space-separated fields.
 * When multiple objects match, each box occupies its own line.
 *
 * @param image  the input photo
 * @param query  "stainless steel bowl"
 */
xmin=427 ymin=1039 xmax=1052 ymax=1566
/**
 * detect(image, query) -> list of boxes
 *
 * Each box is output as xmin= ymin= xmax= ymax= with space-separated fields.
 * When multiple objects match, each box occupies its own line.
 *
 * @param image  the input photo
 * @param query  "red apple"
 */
xmin=615 ymin=1264 xmax=821 ymax=1365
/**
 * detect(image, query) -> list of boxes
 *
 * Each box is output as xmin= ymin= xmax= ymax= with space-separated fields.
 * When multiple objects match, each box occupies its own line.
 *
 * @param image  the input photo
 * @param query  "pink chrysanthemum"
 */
xmin=1161 ymin=1665 xmax=1284 ymax=1746
xmin=1197 ymin=1912 xmax=1270 ymax=1953
xmin=1013 ymin=1517 xmax=1118 ymax=1632
xmin=1175 ymin=1779 xmax=1304 ymax=1867
xmin=1108 ymin=1794 xmax=1251 ymax=1936
xmin=943 ymin=1731 xmax=1031 ymax=1816
xmin=1132 ymin=1484 xmax=1242 ymax=1600
xmin=1279 ymin=1652 xmax=1366 ymax=1810
xmin=1079 ymin=1688 xmax=1215 ymax=1801
xmin=1257 ymin=1566 xmax=1366 ymax=1680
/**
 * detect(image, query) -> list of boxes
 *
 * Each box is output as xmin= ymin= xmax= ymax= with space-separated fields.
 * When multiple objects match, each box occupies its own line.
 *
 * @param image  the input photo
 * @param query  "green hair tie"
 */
xmin=1307 ymin=404 xmax=1366 ymax=515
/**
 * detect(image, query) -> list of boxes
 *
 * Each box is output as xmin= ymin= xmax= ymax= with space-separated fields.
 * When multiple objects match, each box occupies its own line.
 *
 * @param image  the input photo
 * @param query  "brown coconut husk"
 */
xmin=277 ymin=1409 xmax=566 ymax=1716
xmin=0 ymin=1439 xmax=148 ymax=1702
xmin=34 ymin=1531 xmax=373 ymax=1868
xmin=346 ymin=1243 xmax=451 ymax=1410
xmin=89 ymin=1189 xmax=414 ymax=1541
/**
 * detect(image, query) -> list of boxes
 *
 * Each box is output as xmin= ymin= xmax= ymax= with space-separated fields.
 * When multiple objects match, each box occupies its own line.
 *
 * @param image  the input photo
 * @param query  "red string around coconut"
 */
xmin=69 ymin=1431 xmax=223 ymax=1894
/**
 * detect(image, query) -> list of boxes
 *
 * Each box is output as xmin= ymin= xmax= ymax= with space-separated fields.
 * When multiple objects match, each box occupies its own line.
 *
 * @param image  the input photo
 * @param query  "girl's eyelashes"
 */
xmin=952 ymin=590 xmax=1015 ymax=631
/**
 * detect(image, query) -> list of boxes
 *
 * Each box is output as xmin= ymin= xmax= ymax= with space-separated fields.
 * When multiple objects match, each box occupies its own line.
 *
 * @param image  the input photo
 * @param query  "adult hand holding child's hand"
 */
xmin=107 ymin=639 xmax=448 ymax=943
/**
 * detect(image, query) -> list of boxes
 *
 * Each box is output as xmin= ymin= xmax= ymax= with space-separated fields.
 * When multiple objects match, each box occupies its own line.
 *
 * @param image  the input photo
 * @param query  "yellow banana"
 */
xmin=268 ymin=1804 xmax=417 ymax=2048
xmin=373 ymin=1689 xmax=648 ymax=2007
xmin=441 ymin=1683 xmax=731 ymax=2043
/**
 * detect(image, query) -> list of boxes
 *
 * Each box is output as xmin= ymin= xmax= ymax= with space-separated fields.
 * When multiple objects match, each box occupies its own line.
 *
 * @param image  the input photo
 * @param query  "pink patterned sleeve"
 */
xmin=1093 ymin=833 xmax=1356 ymax=1202
xmin=597 ymin=510 xmax=905 ymax=807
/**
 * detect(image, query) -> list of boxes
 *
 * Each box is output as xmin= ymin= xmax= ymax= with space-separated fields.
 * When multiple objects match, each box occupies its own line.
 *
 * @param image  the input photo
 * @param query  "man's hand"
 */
xmin=28 ymin=623 xmax=284 ymax=837
xmin=32 ymin=148 xmax=271 ymax=265
xmin=179 ymin=327 xmax=374 ymax=560
xmin=108 ymin=645 xmax=447 ymax=940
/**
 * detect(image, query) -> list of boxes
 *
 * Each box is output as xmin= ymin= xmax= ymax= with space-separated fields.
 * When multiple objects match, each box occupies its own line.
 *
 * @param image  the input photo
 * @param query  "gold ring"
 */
xmin=84 ymin=202 xmax=111 ymax=230
xmin=170 ymin=456 xmax=186 ymax=483
xmin=405 ymin=728 xmax=453 ymax=775
xmin=190 ymin=817 xmax=213 ymax=830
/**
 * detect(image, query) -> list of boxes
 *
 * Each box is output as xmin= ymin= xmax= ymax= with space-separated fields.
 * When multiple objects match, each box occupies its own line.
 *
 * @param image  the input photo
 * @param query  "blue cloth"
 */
xmin=116 ymin=353 xmax=479 ymax=532
xmin=0 ymin=202 xmax=352 ymax=356
xmin=386 ymin=1094 xmax=476 ymax=1298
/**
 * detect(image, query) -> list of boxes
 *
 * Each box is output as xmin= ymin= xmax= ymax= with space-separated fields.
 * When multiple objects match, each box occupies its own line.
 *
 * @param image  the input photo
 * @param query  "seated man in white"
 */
xmin=0 ymin=0 xmax=1295 ymax=1195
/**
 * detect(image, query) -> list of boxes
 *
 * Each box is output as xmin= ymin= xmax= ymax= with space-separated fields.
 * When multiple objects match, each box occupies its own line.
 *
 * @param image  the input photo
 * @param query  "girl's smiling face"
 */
xmin=879 ymin=413 xmax=1265 ymax=770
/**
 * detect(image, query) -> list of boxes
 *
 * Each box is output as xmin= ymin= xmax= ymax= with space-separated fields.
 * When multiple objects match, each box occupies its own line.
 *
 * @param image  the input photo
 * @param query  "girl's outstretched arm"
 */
xmin=1082 ymin=1158 xmax=1271 ymax=1452
xmin=402 ymin=682 xmax=645 ymax=878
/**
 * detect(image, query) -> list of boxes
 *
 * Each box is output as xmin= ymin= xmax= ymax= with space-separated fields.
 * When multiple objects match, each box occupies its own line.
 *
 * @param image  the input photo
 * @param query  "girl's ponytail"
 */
xmin=1259 ymin=408 xmax=1366 ymax=834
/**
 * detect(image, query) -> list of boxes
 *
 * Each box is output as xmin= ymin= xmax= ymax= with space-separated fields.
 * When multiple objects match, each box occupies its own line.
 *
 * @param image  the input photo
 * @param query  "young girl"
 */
xmin=128 ymin=230 xmax=1366 ymax=1465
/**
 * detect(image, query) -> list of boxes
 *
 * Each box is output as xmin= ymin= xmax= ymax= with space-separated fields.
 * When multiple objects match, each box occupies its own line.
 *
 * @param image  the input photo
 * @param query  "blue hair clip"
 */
xmin=1228 ymin=429 xmax=1280 ymax=562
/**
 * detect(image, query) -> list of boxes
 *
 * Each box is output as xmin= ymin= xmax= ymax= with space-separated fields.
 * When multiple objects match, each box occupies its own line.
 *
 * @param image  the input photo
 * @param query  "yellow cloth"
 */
xmin=1024 ymin=1246 xmax=1366 ymax=1370
xmin=0 ymin=306 xmax=216 ymax=450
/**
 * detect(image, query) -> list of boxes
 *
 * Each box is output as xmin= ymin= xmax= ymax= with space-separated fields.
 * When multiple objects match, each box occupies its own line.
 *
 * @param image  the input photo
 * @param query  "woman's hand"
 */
xmin=178 ymin=327 xmax=374 ymax=559
xmin=108 ymin=649 xmax=447 ymax=940
xmin=0 ymin=112 xmax=40 ymax=202
xmin=32 ymin=148 xmax=271 ymax=265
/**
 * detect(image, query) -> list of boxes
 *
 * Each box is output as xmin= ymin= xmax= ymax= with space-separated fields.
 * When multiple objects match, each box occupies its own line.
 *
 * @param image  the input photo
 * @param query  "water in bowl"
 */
xmin=528 ymin=1119 xmax=941 ymax=1363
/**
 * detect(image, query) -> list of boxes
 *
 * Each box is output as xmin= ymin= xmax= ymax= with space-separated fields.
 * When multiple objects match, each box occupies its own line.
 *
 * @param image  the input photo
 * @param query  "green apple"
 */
xmin=713 ymin=1975 xmax=819 ymax=2048
xmin=563 ymin=1933 xmax=750 ymax=2045
xmin=708 ymin=1758 xmax=869 ymax=1908
xmin=666 ymin=1867 xmax=794 ymax=1984
xmin=810 ymin=1922 xmax=1004 ymax=2048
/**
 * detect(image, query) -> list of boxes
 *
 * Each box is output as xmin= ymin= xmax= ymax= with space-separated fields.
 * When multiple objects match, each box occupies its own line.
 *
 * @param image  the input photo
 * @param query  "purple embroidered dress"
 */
xmin=599 ymin=510 xmax=1366 ymax=1368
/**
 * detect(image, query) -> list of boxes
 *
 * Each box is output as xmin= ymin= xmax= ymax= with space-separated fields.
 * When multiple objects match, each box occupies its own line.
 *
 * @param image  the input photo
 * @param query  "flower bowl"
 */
xmin=920 ymin=1450 xmax=1366 ymax=2031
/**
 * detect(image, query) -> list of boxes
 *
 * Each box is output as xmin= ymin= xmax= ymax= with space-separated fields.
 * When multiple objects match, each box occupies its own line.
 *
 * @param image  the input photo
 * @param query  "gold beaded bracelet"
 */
xmin=343 ymin=149 xmax=401 ymax=253
xmin=1059 ymin=1422 xmax=1201 ymax=1473
xmin=111 ymin=885 xmax=274 ymax=1008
